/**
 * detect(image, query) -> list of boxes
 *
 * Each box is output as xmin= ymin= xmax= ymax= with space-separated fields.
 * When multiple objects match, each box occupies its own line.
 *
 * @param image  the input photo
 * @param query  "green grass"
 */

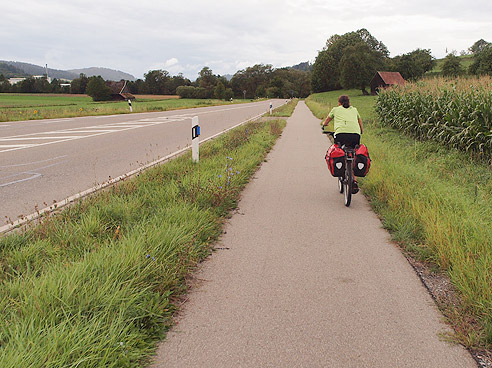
xmin=0 ymin=118 xmax=286 ymax=367
xmin=266 ymin=98 xmax=299 ymax=117
xmin=0 ymin=94 xmax=250 ymax=122
xmin=306 ymin=90 xmax=492 ymax=351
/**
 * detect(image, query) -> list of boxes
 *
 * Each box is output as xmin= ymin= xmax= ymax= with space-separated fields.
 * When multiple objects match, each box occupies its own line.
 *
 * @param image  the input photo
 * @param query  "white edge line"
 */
xmin=0 ymin=109 xmax=282 ymax=235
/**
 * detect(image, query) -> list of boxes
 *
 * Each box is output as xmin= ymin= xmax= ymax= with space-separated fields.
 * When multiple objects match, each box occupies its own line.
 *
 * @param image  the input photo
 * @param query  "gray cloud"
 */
xmin=2 ymin=0 xmax=491 ymax=79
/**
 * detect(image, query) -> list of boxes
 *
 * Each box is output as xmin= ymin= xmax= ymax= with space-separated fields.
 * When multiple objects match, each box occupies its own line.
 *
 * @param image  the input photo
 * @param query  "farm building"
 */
xmin=105 ymin=80 xmax=134 ymax=100
xmin=370 ymin=72 xmax=405 ymax=95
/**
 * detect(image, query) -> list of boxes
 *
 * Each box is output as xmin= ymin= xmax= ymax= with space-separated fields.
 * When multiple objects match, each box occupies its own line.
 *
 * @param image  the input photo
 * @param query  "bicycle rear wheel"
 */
xmin=343 ymin=164 xmax=353 ymax=207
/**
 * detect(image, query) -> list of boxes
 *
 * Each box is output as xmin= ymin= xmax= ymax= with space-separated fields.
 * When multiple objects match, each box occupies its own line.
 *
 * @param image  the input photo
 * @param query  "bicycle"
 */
xmin=323 ymin=130 xmax=358 ymax=207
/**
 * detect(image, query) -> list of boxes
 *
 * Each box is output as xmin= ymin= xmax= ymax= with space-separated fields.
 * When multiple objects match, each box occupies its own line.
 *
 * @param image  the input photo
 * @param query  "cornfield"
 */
xmin=375 ymin=77 xmax=492 ymax=160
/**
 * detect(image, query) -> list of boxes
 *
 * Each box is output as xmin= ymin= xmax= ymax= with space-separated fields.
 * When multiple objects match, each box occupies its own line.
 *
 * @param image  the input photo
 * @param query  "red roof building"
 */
xmin=370 ymin=72 xmax=405 ymax=95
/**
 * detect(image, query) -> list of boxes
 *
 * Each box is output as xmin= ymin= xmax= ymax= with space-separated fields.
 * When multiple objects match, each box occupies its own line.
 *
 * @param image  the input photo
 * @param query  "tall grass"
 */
xmin=0 ymin=119 xmax=286 ymax=367
xmin=376 ymin=76 xmax=492 ymax=160
xmin=267 ymin=98 xmax=299 ymax=117
xmin=306 ymin=90 xmax=492 ymax=350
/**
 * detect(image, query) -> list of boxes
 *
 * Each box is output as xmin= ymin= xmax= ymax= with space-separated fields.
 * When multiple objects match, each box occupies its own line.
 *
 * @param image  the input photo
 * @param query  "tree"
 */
xmin=468 ymin=39 xmax=492 ymax=54
xmin=214 ymin=81 xmax=226 ymax=100
xmin=144 ymin=70 xmax=171 ymax=94
xmin=339 ymin=42 xmax=384 ymax=94
xmin=70 ymin=73 xmax=89 ymax=94
xmin=86 ymin=76 xmax=112 ymax=101
xmin=312 ymin=28 xmax=389 ymax=92
xmin=442 ymin=54 xmax=463 ymax=77
xmin=469 ymin=45 xmax=492 ymax=75
xmin=231 ymin=64 xmax=273 ymax=98
xmin=391 ymin=49 xmax=434 ymax=80
xmin=0 ymin=74 xmax=11 ymax=93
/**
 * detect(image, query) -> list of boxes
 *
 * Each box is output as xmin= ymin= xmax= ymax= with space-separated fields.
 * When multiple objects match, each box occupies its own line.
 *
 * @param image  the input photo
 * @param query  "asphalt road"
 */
xmin=151 ymin=102 xmax=476 ymax=367
xmin=0 ymin=100 xmax=284 ymax=225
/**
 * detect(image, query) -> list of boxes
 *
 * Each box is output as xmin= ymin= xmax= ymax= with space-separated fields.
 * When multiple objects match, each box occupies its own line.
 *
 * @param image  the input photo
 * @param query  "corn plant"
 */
xmin=375 ymin=77 xmax=492 ymax=161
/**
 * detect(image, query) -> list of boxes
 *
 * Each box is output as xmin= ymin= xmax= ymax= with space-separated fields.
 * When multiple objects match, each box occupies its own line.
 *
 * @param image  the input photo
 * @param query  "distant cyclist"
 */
xmin=322 ymin=95 xmax=364 ymax=192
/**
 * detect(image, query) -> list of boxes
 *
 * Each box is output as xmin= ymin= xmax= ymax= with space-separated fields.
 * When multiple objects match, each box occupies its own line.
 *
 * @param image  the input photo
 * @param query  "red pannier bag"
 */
xmin=325 ymin=144 xmax=345 ymax=177
xmin=354 ymin=144 xmax=371 ymax=177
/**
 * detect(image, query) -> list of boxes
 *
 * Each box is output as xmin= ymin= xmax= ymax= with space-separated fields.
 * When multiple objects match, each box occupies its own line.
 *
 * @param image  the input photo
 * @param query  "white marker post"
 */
xmin=269 ymin=102 xmax=273 ymax=115
xmin=128 ymin=99 xmax=133 ymax=112
xmin=191 ymin=116 xmax=200 ymax=163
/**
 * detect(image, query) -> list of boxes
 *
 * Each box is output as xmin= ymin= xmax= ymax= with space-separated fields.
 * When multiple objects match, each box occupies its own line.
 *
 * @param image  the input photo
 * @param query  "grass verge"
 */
xmin=265 ymin=98 xmax=299 ymax=117
xmin=0 ymin=118 xmax=286 ymax=367
xmin=306 ymin=91 xmax=492 ymax=355
xmin=0 ymin=94 xmax=254 ymax=122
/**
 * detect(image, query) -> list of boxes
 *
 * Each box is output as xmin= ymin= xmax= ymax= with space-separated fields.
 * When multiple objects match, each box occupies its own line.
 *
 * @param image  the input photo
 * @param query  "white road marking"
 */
xmin=0 ymin=159 xmax=69 ymax=187
xmin=0 ymin=155 xmax=68 ymax=168
xmin=1 ymin=136 xmax=81 ymax=140
xmin=0 ymin=102 xmax=274 ymax=154
xmin=0 ymin=144 xmax=34 ymax=148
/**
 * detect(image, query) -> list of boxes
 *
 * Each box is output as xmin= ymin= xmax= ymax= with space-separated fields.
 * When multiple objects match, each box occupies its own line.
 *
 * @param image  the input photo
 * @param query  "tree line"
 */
xmin=311 ymin=29 xmax=492 ymax=94
xmin=1 ymin=31 xmax=491 ymax=98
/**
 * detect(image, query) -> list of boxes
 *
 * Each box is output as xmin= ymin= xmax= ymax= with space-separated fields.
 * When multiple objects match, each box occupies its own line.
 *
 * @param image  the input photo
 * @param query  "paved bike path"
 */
xmin=151 ymin=102 xmax=475 ymax=367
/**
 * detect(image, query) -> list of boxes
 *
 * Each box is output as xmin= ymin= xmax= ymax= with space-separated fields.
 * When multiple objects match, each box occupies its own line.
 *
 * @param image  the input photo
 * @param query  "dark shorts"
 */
xmin=334 ymin=133 xmax=360 ymax=148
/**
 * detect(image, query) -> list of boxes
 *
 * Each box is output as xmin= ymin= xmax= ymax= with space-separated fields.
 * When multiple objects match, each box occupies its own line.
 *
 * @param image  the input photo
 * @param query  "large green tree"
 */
xmin=468 ymin=39 xmax=491 ymax=54
xmin=339 ymin=42 xmax=385 ymax=94
xmin=86 ymin=76 xmax=112 ymax=101
xmin=469 ymin=43 xmax=492 ymax=75
xmin=311 ymin=28 xmax=388 ymax=92
xmin=144 ymin=70 xmax=171 ymax=94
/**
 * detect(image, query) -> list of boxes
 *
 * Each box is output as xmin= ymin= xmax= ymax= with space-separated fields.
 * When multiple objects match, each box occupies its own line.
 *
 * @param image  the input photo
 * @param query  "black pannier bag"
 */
xmin=325 ymin=144 xmax=345 ymax=177
xmin=354 ymin=144 xmax=371 ymax=177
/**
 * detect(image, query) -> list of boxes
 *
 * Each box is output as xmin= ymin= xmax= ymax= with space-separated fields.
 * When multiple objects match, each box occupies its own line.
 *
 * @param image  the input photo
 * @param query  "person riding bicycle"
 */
xmin=322 ymin=95 xmax=364 ymax=193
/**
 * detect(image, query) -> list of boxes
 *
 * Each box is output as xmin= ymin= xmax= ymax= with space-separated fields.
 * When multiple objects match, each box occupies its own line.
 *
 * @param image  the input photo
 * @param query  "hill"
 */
xmin=67 ymin=67 xmax=136 ymax=81
xmin=0 ymin=62 xmax=30 ymax=78
xmin=0 ymin=61 xmax=78 ymax=80
xmin=0 ymin=61 xmax=136 ymax=81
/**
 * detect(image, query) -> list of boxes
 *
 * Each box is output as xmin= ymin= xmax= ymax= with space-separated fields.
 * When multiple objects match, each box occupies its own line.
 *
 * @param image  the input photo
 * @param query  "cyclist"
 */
xmin=322 ymin=95 xmax=364 ymax=193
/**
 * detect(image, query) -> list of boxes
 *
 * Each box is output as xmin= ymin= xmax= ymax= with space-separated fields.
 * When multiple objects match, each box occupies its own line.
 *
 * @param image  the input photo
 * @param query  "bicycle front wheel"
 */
xmin=338 ymin=177 xmax=344 ymax=193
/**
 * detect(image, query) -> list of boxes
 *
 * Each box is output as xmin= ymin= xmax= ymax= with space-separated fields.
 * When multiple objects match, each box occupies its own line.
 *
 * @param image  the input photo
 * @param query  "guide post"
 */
xmin=191 ymin=116 xmax=200 ymax=163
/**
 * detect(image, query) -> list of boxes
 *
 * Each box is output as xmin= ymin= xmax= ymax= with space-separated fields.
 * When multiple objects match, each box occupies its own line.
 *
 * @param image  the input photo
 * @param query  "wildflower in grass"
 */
xmin=152 ymin=257 xmax=156 ymax=261
xmin=34 ymin=110 xmax=38 ymax=114
xmin=237 ymin=171 xmax=240 ymax=174
xmin=146 ymin=254 xmax=150 ymax=258
xmin=219 ymin=175 xmax=222 ymax=178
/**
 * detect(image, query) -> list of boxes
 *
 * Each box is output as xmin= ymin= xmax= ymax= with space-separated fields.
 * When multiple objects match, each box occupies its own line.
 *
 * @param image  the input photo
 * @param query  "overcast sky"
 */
xmin=2 ymin=0 xmax=491 ymax=80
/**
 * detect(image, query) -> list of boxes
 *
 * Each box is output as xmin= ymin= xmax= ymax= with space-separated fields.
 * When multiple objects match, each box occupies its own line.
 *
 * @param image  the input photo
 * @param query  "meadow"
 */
xmin=306 ymin=87 xmax=492 ymax=352
xmin=0 ymin=118 xmax=286 ymax=367
xmin=0 ymin=94 xmax=252 ymax=122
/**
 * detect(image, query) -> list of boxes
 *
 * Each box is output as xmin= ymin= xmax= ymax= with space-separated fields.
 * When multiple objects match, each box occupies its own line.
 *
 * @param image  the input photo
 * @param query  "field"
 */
xmin=376 ymin=76 xmax=492 ymax=160
xmin=306 ymin=88 xmax=492 ymax=353
xmin=0 ymin=118 xmax=286 ymax=367
xmin=0 ymin=94 xmax=250 ymax=122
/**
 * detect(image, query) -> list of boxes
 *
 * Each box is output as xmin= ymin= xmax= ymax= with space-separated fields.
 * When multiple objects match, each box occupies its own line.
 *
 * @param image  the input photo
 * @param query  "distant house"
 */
xmin=105 ymin=80 xmax=135 ymax=100
xmin=370 ymin=72 xmax=405 ymax=95
xmin=8 ymin=78 xmax=26 ymax=85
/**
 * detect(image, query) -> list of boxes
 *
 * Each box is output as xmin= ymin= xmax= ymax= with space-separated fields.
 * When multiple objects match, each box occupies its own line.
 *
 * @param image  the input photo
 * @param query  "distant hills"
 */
xmin=0 ymin=61 xmax=136 ymax=81
xmin=67 ymin=67 xmax=136 ymax=81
